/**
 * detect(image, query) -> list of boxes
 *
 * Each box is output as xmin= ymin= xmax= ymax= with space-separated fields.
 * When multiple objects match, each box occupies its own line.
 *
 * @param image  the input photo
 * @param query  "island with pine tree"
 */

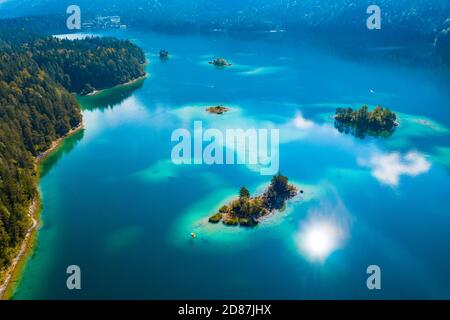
xmin=334 ymin=105 xmax=398 ymax=138
xmin=209 ymin=57 xmax=232 ymax=67
xmin=208 ymin=173 xmax=299 ymax=227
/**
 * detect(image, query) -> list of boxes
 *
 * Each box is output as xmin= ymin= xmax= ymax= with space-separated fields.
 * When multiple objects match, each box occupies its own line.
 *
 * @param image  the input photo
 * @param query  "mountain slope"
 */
xmin=0 ymin=0 xmax=449 ymax=38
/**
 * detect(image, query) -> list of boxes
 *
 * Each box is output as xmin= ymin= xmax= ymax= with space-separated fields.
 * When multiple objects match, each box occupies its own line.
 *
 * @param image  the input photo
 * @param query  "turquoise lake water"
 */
xmin=13 ymin=30 xmax=450 ymax=299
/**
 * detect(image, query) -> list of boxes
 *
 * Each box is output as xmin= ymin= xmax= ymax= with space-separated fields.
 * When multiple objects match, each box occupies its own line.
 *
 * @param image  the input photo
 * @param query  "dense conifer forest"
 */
xmin=0 ymin=30 xmax=145 ymax=270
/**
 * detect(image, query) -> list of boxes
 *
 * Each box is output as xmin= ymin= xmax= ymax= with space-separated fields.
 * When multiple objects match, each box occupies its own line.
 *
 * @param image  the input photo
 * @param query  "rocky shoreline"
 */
xmin=0 ymin=123 xmax=84 ymax=300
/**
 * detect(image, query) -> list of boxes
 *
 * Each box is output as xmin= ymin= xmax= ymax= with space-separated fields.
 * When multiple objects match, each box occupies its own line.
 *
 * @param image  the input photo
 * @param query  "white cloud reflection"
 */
xmin=237 ymin=66 xmax=285 ymax=76
xmin=358 ymin=151 xmax=431 ymax=186
xmin=293 ymin=112 xmax=314 ymax=130
xmin=169 ymin=104 xmax=433 ymax=187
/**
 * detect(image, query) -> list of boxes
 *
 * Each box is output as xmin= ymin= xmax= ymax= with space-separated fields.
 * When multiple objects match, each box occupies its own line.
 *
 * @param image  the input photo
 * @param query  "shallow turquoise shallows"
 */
xmin=13 ymin=30 xmax=450 ymax=299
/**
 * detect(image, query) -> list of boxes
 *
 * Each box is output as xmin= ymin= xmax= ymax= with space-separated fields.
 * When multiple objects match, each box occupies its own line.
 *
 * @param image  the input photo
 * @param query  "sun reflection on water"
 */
xmin=296 ymin=214 xmax=347 ymax=263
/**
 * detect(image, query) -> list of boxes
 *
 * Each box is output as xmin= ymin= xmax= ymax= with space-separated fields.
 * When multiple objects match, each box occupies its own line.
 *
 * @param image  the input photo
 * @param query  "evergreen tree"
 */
xmin=0 ymin=30 xmax=146 ymax=271
xmin=239 ymin=187 xmax=250 ymax=199
xmin=335 ymin=105 xmax=397 ymax=138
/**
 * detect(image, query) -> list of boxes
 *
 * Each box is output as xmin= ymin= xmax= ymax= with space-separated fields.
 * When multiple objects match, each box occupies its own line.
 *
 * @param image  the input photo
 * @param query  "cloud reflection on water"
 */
xmin=358 ymin=151 xmax=431 ymax=186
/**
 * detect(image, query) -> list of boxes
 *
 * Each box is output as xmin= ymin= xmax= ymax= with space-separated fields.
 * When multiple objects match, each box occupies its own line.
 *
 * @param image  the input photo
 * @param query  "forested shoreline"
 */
xmin=0 ymin=30 xmax=146 ymax=272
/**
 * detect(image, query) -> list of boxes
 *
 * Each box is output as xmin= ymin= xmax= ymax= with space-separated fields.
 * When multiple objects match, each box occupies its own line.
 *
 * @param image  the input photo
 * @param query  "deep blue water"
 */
xmin=13 ymin=30 xmax=450 ymax=299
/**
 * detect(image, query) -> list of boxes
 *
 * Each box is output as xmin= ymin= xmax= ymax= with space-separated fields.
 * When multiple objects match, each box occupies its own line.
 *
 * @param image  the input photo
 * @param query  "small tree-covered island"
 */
xmin=209 ymin=173 xmax=300 ymax=227
xmin=206 ymin=105 xmax=229 ymax=115
xmin=334 ymin=105 xmax=398 ymax=138
xmin=159 ymin=49 xmax=169 ymax=60
xmin=209 ymin=57 xmax=232 ymax=67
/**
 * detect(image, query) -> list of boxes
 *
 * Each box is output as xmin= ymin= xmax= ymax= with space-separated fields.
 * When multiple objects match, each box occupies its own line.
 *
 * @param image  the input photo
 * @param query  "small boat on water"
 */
xmin=190 ymin=232 xmax=197 ymax=239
